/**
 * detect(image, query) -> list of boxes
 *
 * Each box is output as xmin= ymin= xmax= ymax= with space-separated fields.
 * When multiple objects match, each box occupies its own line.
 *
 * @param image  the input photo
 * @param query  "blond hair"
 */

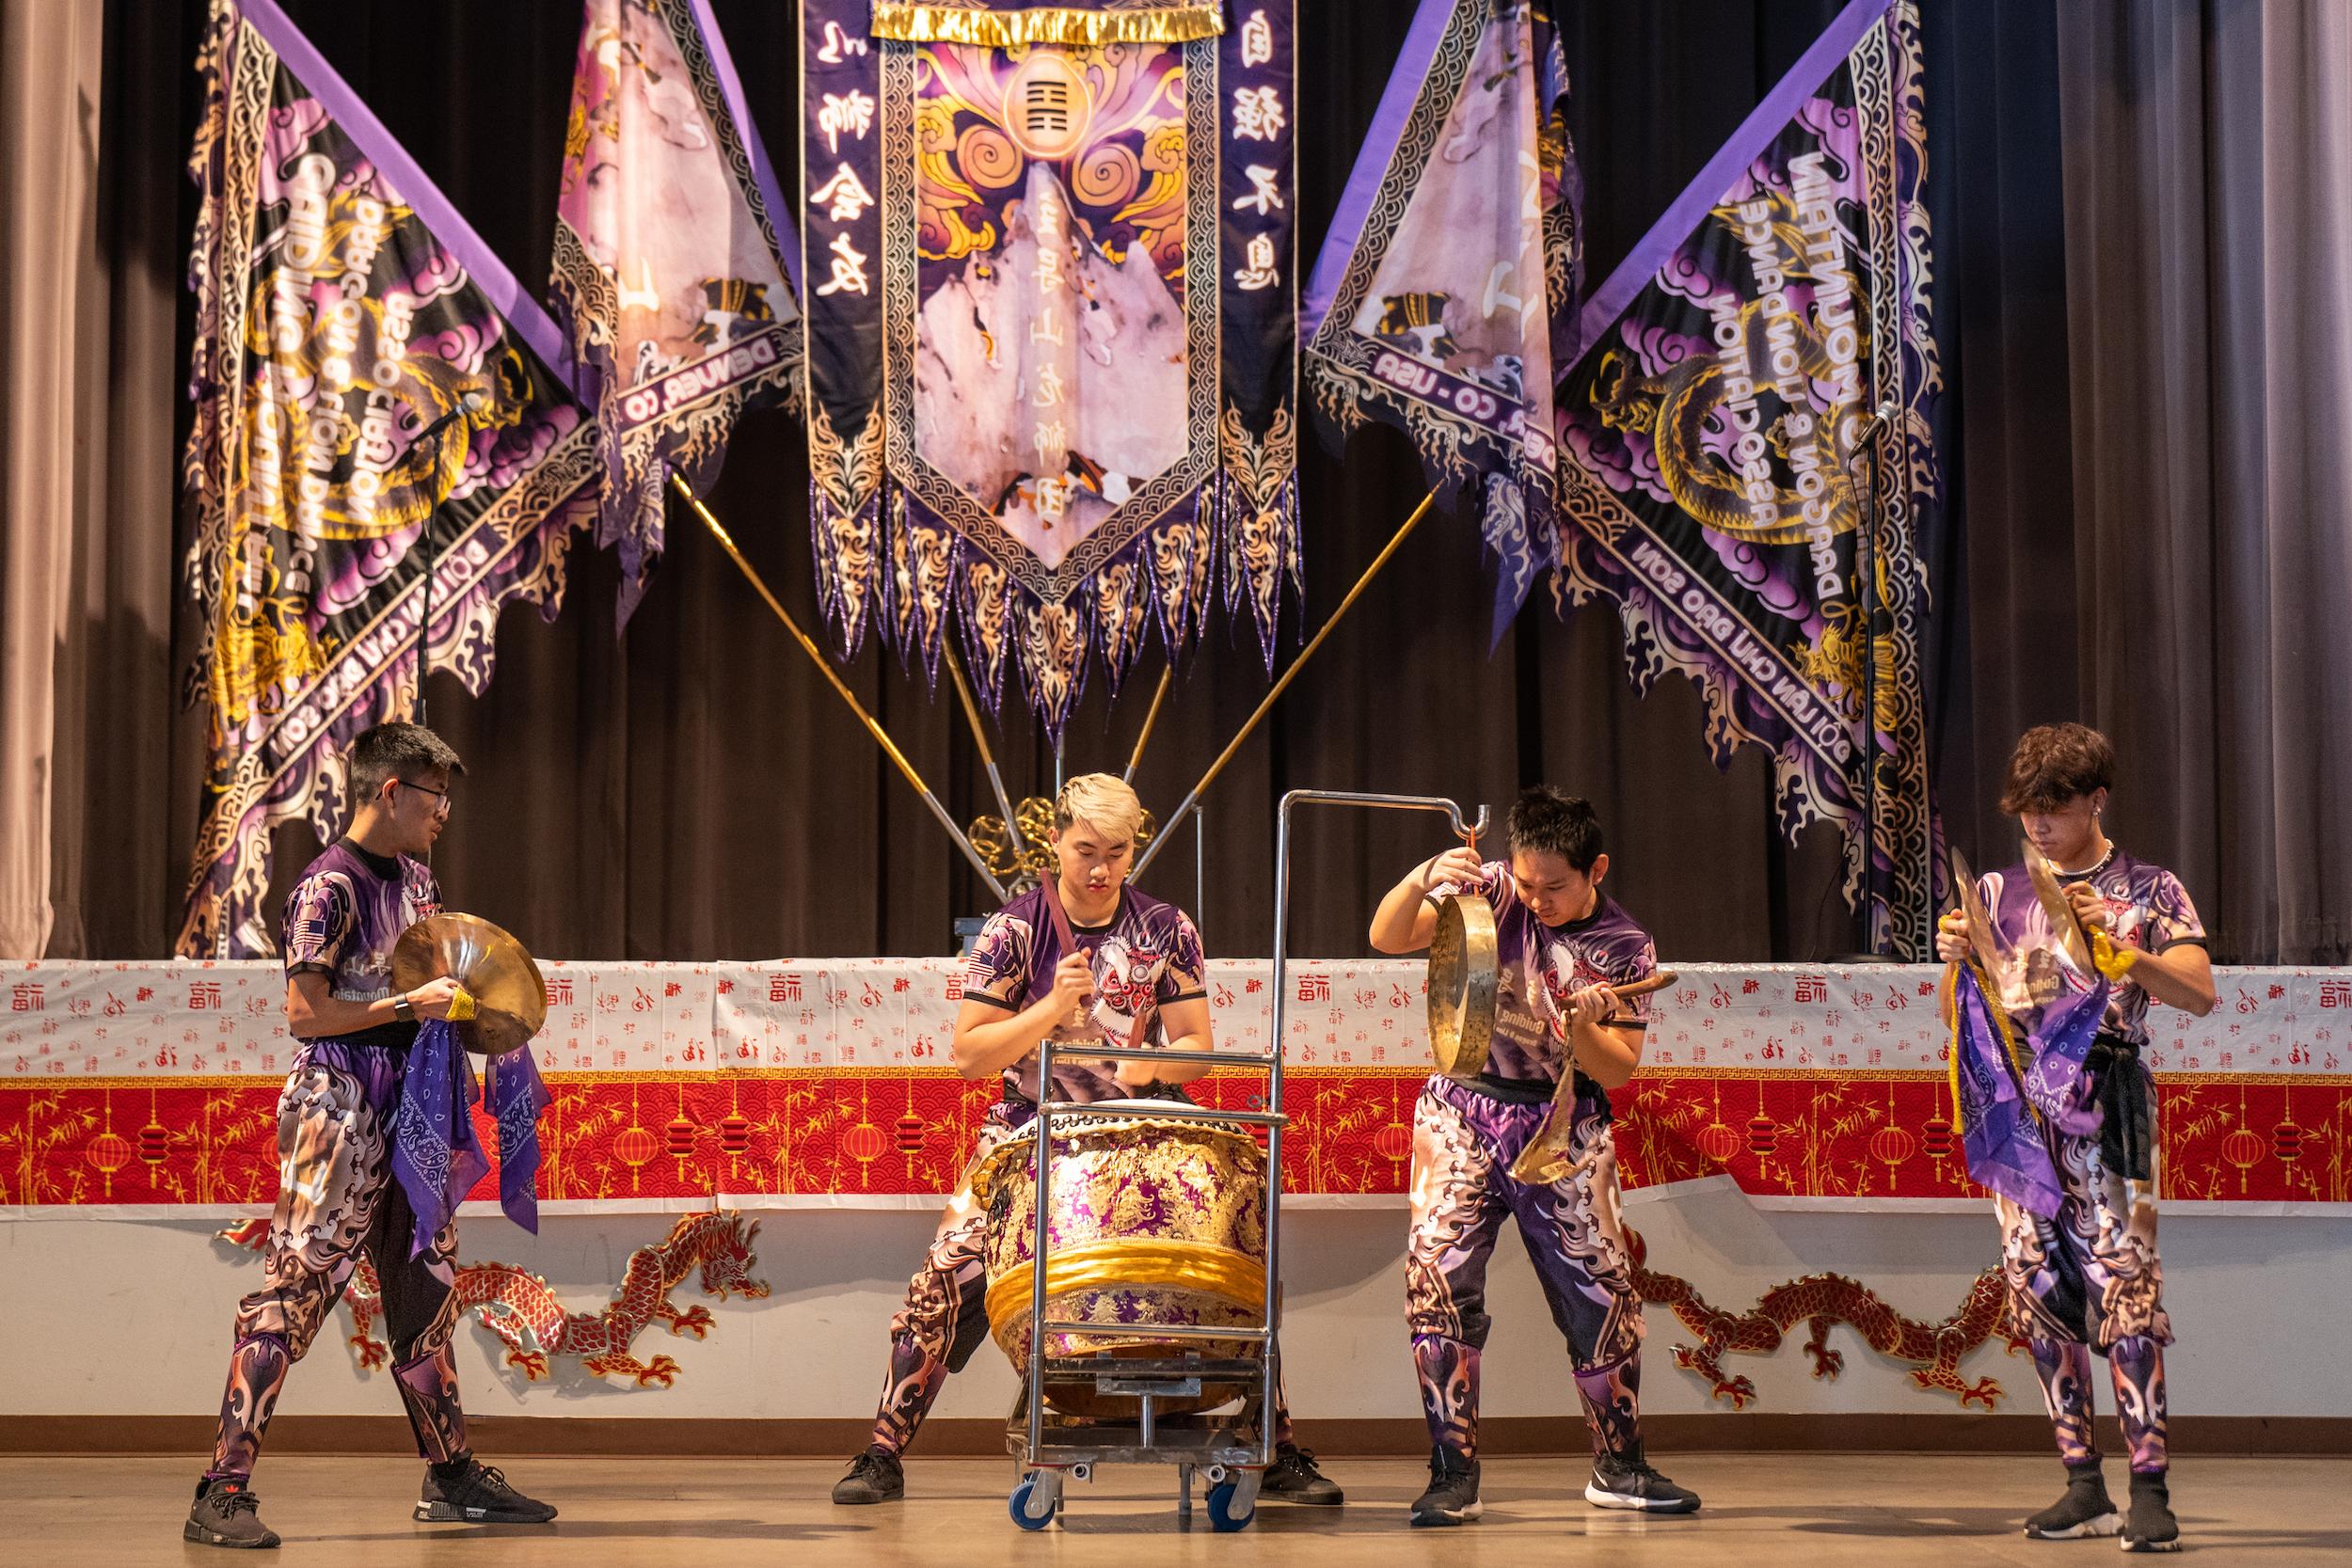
xmin=1055 ymin=773 xmax=1143 ymax=845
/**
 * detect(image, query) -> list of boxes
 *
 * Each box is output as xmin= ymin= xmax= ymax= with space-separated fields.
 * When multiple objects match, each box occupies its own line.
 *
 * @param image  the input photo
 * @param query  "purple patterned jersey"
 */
xmin=1427 ymin=860 xmax=1658 ymax=1088
xmin=961 ymin=885 xmax=1208 ymax=1104
xmin=1976 ymin=848 xmax=2204 ymax=1048
xmin=280 ymin=839 xmax=441 ymax=1017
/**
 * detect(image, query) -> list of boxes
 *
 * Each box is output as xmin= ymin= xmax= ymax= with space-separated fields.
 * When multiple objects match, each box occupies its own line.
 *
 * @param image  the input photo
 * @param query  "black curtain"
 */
xmin=56 ymin=2 xmax=2221 ymax=963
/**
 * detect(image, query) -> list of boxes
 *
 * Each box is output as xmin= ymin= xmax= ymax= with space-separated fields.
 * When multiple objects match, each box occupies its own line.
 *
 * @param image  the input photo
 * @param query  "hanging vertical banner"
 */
xmin=1300 ymin=0 xmax=1582 ymax=641
xmin=799 ymin=1 xmax=1298 ymax=736
xmin=1549 ymin=0 xmax=1942 ymax=957
xmin=550 ymin=0 xmax=804 ymax=622
xmin=179 ymin=0 xmax=596 ymax=958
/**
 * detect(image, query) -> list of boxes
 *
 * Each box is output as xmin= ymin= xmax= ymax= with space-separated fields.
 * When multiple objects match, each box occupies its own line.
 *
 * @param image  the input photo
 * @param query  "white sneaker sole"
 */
xmin=1408 ymin=1499 xmax=1483 ymax=1527
xmin=2025 ymin=1512 xmax=2122 ymax=1540
xmin=1584 ymin=1482 xmax=1700 ymax=1513
xmin=2121 ymin=1535 xmax=2182 ymax=1554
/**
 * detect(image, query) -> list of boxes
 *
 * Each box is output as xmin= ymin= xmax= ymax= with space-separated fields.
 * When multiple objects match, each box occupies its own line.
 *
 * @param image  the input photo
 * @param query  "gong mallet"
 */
xmin=1504 ymin=969 xmax=1682 ymax=1186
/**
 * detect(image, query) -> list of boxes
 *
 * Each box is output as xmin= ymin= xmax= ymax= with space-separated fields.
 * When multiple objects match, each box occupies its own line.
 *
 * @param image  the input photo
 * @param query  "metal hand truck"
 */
xmin=1004 ymin=788 xmax=1486 ymax=1531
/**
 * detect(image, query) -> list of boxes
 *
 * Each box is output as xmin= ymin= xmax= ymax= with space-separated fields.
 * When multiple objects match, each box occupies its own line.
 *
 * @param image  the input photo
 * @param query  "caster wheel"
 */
xmin=1206 ymin=1480 xmax=1255 ymax=1532
xmin=1009 ymin=1473 xmax=1058 ymax=1530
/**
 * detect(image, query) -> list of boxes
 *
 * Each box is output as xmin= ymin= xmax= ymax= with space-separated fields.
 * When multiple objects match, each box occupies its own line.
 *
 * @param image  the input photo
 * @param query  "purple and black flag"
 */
xmin=179 ymin=0 xmax=596 ymax=957
xmin=549 ymin=0 xmax=803 ymax=622
xmin=1302 ymin=0 xmax=1583 ymax=641
xmin=1553 ymin=0 xmax=1943 ymax=956
xmin=798 ymin=2 xmax=1299 ymax=736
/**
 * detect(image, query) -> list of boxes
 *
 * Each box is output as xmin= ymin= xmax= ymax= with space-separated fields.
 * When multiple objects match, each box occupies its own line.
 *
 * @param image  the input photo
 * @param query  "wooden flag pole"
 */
xmin=1133 ymin=489 xmax=1438 ymax=879
xmin=673 ymin=475 xmax=1008 ymax=900
xmin=1122 ymin=665 xmax=1174 ymax=784
xmin=942 ymin=641 xmax=1024 ymax=850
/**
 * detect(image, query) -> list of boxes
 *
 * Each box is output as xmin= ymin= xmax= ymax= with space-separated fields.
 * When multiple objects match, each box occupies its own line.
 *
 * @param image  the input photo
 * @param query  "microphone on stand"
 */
xmin=1851 ymin=397 xmax=1898 ymax=448
xmin=412 ymin=389 xmax=487 ymax=727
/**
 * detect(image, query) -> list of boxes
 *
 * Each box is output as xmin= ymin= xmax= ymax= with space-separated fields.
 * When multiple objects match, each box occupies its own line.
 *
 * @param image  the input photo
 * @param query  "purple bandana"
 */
xmin=1950 ymin=964 xmax=2063 ymax=1218
xmin=390 ymin=1021 xmax=549 ymax=1257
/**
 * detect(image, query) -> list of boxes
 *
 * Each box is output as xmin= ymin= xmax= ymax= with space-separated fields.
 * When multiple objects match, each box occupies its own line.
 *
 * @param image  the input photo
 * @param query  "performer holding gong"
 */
xmin=185 ymin=723 xmax=555 ymax=1548
xmin=1371 ymin=785 xmax=1698 ymax=1524
xmin=833 ymin=774 xmax=1342 ymax=1508
xmin=1936 ymin=725 xmax=2214 ymax=1553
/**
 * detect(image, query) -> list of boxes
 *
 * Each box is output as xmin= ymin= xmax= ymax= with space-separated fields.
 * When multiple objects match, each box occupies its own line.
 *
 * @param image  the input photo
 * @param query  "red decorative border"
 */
xmin=9 ymin=1069 xmax=2348 ymax=1209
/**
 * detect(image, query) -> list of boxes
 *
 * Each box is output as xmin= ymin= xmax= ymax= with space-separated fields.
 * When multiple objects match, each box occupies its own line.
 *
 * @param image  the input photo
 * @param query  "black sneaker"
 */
xmin=1408 ymin=1448 xmax=1481 ymax=1527
xmin=415 ymin=1458 xmax=558 ymax=1524
xmin=1586 ymin=1444 xmax=1701 ymax=1513
xmin=184 ymin=1477 xmax=279 ymax=1549
xmin=2022 ymin=1462 xmax=2122 ymax=1541
xmin=1260 ymin=1443 xmax=1344 ymax=1506
xmin=831 ymin=1446 xmax=905 ymax=1505
xmin=2122 ymin=1472 xmax=2181 ymax=1554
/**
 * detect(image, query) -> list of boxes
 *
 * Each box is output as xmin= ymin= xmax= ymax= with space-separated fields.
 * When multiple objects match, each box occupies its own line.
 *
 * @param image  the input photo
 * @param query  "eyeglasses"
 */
xmin=394 ymin=779 xmax=453 ymax=817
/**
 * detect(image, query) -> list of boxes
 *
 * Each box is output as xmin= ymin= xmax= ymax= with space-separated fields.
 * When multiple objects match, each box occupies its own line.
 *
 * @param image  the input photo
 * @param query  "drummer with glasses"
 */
xmin=831 ymin=773 xmax=1343 ymax=1509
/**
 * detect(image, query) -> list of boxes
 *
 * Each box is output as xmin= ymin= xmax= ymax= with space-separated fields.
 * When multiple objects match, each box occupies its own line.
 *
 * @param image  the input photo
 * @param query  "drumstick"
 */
xmin=1596 ymin=970 xmax=1677 ymax=1027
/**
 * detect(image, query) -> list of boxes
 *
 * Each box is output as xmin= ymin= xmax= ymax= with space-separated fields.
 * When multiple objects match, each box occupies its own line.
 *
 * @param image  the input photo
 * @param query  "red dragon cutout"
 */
xmin=218 ymin=1210 xmax=769 ymax=1387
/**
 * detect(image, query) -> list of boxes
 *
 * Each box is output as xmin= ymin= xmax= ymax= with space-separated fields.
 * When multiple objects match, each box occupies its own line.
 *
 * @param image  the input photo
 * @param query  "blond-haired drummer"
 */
xmin=832 ymin=774 xmax=1342 ymax=1507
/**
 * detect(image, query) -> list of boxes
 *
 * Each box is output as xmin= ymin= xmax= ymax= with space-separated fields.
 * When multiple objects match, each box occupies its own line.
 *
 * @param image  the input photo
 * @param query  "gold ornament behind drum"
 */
xmin=390 ymin=912 xmax=548 ymax=1057
xmin=1427 ymin=894 xmax=1498 ymax=1080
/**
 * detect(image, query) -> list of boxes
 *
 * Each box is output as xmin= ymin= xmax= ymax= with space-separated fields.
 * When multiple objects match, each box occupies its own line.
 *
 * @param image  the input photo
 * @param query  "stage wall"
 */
xmin=6 ymin=960 xmax=2350 ymax=1431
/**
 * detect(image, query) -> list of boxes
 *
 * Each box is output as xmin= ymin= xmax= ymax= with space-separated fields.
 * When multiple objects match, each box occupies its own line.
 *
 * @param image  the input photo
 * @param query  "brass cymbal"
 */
xmin=390 ymin=912 xmax=548 ymax=1057
xmin=1506 ymin=969 xmax=1679 ymax=1186
xmin=2022 ymin=838 xmax=2095 ymax=975
xmin=1427 ymin=894 xmax=1499 ymax=1081
xmin=1947 ymin=846 xmax=2009 ymax=976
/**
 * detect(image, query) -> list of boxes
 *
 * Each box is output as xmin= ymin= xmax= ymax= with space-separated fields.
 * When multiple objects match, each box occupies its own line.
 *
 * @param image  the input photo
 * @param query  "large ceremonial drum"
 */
xmin=973 ymin=1110 xmax=1269 ymax=1418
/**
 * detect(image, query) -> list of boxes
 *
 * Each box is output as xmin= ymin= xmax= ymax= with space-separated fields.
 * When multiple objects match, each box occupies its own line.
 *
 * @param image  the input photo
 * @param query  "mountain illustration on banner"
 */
xmin=1303 ymin=0 xmax=1584 ymax=642
xmin=550 ymin=0 xmax=804 ymax=625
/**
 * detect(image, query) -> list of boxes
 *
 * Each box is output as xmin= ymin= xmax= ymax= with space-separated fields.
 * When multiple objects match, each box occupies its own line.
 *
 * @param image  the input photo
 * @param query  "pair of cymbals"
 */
xmin=1947 ymin=840 xmax=2094 ymax=975
xmin=389 ymin=912 xmax=548 ymax=1056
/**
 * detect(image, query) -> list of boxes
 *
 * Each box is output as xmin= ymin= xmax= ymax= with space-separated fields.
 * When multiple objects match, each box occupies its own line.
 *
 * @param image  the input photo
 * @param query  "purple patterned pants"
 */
xmin=208 ymin=1040 xmax=466 ymax=1481
xmin=1996 ymin=1119 xmax=2170 ymax=1475
xmin=866 ymin=1102 xmax=1296 ymax=1454
xmin=1406 ymin=1074 xmax=1645 ymax=1465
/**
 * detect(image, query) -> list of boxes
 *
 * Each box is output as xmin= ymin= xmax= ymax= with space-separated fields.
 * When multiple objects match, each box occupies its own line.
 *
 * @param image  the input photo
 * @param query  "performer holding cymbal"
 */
xmin=184 ymin=722 xmax=555 ymax=1549
xmin=1936 ymin=724 xmax=2215 ymax=1553
xmin=1371 ymin=785 xmax=1698 ymax=1525
xmin=832 ymin=774 xmax=1343 ymax=1508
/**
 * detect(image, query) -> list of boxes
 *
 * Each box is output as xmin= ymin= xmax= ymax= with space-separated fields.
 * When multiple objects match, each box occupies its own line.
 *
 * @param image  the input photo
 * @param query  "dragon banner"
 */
xmin=550 ymin=0 xmax=803 ymax=622
xmin=179 ymin=0 xmax=596 ymax=958
xmin=1301 ymin=0 xmax=1583 ymax=643
xmin=1552 ymin=0 xmax=1943 ymax=957
xmin=800 ymin=1 xmax=1298 ymax=736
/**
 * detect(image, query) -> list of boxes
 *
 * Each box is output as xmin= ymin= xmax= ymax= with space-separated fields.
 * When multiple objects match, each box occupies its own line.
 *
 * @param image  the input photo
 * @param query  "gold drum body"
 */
xmin=974 ymin=1113 xmax=1267 ymax=1418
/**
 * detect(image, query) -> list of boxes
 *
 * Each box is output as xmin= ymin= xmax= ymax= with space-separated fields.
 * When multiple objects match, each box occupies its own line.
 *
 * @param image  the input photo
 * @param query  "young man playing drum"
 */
xmin=832 ymin=773 xmax=1343 ymax=1507
xmin=184 ymin=722 xmax=556 ymax=1548
xmin=1371 ymin=785 xmax=1698 ymax=1525
xmin=1936 ymin=724 xmax=2214 ymax=1552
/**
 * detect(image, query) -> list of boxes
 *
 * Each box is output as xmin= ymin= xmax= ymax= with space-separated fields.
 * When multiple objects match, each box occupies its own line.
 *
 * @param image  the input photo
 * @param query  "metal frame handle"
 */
xmin=1263 ymin=788 xmax=1486 ymax=1468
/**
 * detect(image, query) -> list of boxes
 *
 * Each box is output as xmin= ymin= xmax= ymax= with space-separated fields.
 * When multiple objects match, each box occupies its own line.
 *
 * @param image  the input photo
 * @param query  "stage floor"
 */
xmin=48 ymin=1453 xmax=2352 ymax=1564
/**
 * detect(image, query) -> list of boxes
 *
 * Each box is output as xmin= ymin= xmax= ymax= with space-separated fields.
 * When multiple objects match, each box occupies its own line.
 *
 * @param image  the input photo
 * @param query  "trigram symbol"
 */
xmin=1024 ymin=81 xmax=1072 ymax=135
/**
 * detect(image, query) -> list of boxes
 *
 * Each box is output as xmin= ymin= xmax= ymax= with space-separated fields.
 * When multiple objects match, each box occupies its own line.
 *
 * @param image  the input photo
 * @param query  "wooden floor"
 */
xmin=51 ymin=1453 xmax=2352 ymax=1565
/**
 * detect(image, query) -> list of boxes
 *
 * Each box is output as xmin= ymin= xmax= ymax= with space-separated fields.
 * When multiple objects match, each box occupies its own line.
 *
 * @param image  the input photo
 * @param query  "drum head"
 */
xmin=1426 ymin=894 xmax=1498 ymax=1080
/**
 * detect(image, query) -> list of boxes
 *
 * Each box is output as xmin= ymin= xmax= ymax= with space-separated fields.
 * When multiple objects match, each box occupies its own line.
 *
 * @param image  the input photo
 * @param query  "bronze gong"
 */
xmin=1426 ymin=894 xmax=1500 ymax=1080
xmin=390 ymin=912 xmax=548 ymax=1057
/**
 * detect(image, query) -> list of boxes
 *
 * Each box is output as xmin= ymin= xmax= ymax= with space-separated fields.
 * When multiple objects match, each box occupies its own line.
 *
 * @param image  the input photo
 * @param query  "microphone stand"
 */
xmin=1845 ymin=413 xmax=1884 ymax=958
